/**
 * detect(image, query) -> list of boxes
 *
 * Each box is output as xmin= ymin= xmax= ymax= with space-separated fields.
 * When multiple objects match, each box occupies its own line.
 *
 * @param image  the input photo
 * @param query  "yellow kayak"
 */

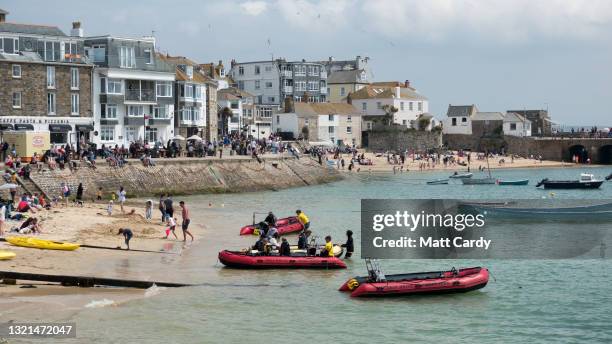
xmin=5 ymin=236 xmax=80 ymax=251
xmin=0 ymin=250 xmax=16 ymax=260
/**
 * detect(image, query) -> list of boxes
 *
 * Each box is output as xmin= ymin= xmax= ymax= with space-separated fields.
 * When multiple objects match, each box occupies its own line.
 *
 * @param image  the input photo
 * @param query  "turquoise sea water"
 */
xmin=69 ymin=167 xmax=612 ymax=343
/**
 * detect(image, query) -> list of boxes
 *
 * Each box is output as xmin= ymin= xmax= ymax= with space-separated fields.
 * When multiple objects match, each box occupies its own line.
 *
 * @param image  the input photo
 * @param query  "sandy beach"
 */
xmin=325 ymin=151 xmax=585 ymax=174
xmin=0 ymin=202 xmax=204 ymax=322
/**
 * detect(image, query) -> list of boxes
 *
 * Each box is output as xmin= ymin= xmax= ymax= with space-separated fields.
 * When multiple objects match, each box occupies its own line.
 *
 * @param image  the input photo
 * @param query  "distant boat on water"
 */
xmin=497 ymin=179 xmax=529 ymax=186
xmin=536 ymin=174 xmax=604 ymax=189
xmin=462 ymin=177 xmax=496 ymax=185
xmin=427 ymin=179 xmax=449 ymax=185
xmin=449 ymin=172 xmax=473 ymax=179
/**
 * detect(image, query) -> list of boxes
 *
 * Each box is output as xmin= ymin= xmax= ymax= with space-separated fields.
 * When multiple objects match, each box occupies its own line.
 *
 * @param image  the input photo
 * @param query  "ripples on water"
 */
xmin=73 ymin=167 xmax=612 ymax=343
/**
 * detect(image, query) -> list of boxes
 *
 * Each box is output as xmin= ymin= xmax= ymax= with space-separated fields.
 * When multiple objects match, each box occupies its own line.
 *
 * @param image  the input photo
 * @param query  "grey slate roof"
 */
xmin=0 ymin=9 xmax=8 ymax=14
xmin=327 ymin=69 xmax=367 ymax=84
xmin=504 ymin=112 xmax=530 ymax=123
xmin=472 ymin=112 xmax=505 ymax=121
xmin=446 ymin=105 xmax=478 ymax=117
xmin=0 ymin=22 xmax=66 ymax=36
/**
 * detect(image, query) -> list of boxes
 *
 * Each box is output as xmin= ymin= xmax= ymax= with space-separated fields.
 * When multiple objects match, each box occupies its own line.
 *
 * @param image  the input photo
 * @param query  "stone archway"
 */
xmin=568 ymin=144 xmax=588 ymax=163
xmin=598 ymin=145 xmax=612 ymax=164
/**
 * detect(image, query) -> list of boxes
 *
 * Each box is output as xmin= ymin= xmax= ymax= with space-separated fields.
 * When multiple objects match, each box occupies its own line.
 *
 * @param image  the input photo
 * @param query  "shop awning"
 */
xmin=75 ymin=124 xmax=94 ymax=132
xmin=0 ymin=124 xmax=14 ymax=131
xmin=49 ymin=124 xmax=72 ymax=132
xmin=15 ymin=124 xmax=34 ymax=131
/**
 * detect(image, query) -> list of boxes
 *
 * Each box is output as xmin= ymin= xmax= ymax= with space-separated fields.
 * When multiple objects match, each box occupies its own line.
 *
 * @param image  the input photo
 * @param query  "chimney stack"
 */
xmin=71 ymin=21 xmax=83 ymax=37
xmin=0 ymin=9 xmax=8 ymax=23
xmin=404 ymin=80 xmax=411 ymax=88
xmin=395 ymin=86 xmax=400 ymax=99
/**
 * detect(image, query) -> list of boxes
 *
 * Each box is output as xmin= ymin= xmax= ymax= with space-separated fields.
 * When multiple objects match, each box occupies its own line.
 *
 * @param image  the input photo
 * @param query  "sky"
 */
xmin=1 ymin=0 xmax=611 ymax=126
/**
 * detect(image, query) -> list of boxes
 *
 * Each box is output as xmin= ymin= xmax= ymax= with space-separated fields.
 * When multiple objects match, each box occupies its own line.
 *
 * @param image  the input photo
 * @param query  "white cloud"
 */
xmin=360 ymin=0 xmax=612 ymax=42
xmin=240 ymin=1 xmax=268 ymax=16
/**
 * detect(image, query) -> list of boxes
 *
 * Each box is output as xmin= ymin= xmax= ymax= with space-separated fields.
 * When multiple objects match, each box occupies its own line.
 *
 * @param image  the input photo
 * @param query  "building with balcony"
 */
xmin=158 ymin=54 xmax=207 ymax=139
xmin=84 ymin=34 xmax=175 ymax=146
xmin=348 ymin=81 xmax=429 ymax=131
xmin=273 ymin=98 xmax=361 ymax=146
xmin=0 ymin=13 xmax=94 ymax=149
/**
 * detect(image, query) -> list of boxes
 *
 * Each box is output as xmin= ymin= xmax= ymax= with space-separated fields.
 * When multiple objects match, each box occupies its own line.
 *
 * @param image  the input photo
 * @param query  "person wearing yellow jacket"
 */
xmin=296 ymin=209 xmax=310 ymax=231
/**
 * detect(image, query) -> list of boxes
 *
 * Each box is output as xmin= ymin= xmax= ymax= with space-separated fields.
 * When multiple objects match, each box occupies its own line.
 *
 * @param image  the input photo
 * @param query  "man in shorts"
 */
xmin=179 ymin=201 xmax=194 ymax=242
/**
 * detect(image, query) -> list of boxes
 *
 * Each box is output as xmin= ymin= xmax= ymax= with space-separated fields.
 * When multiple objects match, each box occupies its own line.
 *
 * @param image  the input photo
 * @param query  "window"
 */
xmin=154 ymin=106 xmax=168 ymax=119
xmin=402 ymin=120 xmax=407 ymax=125
xmin=255 ymin=65 xmax=260 ymax=75
xmin=276 ymin=115 xmax=280 ymax=125
xmin=255 ymin=80 xmax=260 ymax=89
xmin=258 ymin=107 xmax=272 ymax=118
xmin=71 ymin=93 xmax=79 ymax=115
xmin=91 ymin=44 xmax=106 ymax=62
xmin=238 ymin=66 xmax=244 ymax=75
xmin=107 ymin=79 xmax=122 ymax=94
xmin=328 ymin=114 xmax=334 ymax=121
xmin=265 ymin=81 xmax=273 ymax=89
xmin=47 ymin=66 xmax=56 ymax=88
xmin=180 ymin=107 xmax=199 ymax=121
xmin=156 ymin=81 xmax=172 ymax=97
xmin=0 ymin=37 xmax=19 ymax=54
xmin=101 ymin=104 xmax=118 ymax=119
xmin=100 ymin=126 xmax=115 ymax=141
xmin=362 ymin=102 xmax=367 ymax=111
xmin=347 ymin=115 xmax=352 ymax=122
xmin=44 ymin=41 xmax=60 ymax=61
xmin=47 ymin=93 xmax=56 ymax=115
xmin=367 ymin=122 xmax=372 ymax=130
xmin=400 ymin=102 xmax=404 ymax=111
xmin=346 ymin=126 xmax=352 ymax=134
xmin=125 ymin=127 xmax=138 ymax=142
xmin=409 ymin=102 xmax=413 ymax=111
xmin=308 ymin=81 xmax=318 ymax=92
xmin=461 ymin=117 xmax=467 ymax=123
xmin=144 ymin=49 xmax=153 ymax=64
xmin=186 ymin=66 xmax=193 ymax=79
xmin=238 ymin=81 xmax=244 ymax=90
xmin=452 ymin=118 xmax=457 ymax=126
xmin=307 ymin=65 xmax=318 ymax=75
xmin=119 ymin=46 xmax=135 ymax=68
xmin=294 ymin=65 xmax=306 ymax=76
xmin=64 ymin=42 xmax=77 ymax=58
xmin=418 ymin=102 xmax=423 ymax=111
xmin=127 ymin=105 xmax=144 ymax=117
xmin=181 ymin=84 xmax=195 ymax=98
xmin=295 ymin=81 xmax=306 ymax=91
xmin=264 ymin=66 xmax=272 ymax=72
xmin=70 ymin=68 xmax=79 ymax=89
xmin=510 ymin=123 xmax=517 ymax=130
xmin=145 ymin=127 xmax=158 ymax=142
xmin=12 ymin=92 xmax=21 ymax=108
xmin=340 ymin=87 xmax=345 ymax=96
xmin=268 ymin=96 xmax=275 ymax=103
xmin=12 ymin=65 xmax=21 ymax=78
xmin=230 ymin=101 xmax=239 ymax=109
xmin=328 ymin=127 xmax=334 ymax=134
xmin=195 ymin=85 xmax=203 ymax=100
xmin=376 ymin=102 xmax=382 ymax=110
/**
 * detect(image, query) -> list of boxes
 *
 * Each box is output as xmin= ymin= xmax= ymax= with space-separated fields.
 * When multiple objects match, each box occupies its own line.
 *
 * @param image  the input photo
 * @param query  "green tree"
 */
xmin=381 ymin=104 xmax=398 ymax=126
xmin=418 ymin=117 xmax=431 ymax=131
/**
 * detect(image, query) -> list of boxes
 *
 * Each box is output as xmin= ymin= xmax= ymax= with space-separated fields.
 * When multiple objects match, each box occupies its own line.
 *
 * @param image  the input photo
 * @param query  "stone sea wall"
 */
xmin=367 ymin=129 xmax=442 ymax=152
xmin=28 ymin=156 xmax=341 ymax=199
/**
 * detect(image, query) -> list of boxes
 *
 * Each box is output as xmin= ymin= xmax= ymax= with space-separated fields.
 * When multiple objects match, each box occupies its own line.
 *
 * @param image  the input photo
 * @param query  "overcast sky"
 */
xmin=2 ymin=0 xmax=611 ymax=125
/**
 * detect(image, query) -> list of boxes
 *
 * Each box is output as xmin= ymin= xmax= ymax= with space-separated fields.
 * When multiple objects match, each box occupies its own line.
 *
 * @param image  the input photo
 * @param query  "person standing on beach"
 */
xmin=164 ymin=195 xmax=174 ymax=220
xmin=179 ymin=201 xmax=194 ymax=242
xmin=145 ymin=200 xmax=153 ymax=220
xmin=118 ymin=186 xmax=126 ymax=213
xmin=76 ymin=183 xmax=83 ymax=206
xmin=118 ymin=228 xmax=133 ymax=250
xmin=158 ymin=195 xmax=166 ymax=223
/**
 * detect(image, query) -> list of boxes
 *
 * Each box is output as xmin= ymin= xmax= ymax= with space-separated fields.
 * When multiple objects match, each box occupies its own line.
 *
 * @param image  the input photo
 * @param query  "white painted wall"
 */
xmin=356 ymin=97 xmax=429 ymax=128
xmin=504 ymin=120 xmax=532 ymax=137
xmin=443 ymin=116 xmax=472 ymax=135
xmin=272 ymin=113 xmax=298 ymax=137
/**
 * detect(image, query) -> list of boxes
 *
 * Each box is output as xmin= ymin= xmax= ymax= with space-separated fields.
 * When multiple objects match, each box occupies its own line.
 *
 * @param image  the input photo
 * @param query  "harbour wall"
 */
xmin=27 ymin=156 xmax=341 ymax=199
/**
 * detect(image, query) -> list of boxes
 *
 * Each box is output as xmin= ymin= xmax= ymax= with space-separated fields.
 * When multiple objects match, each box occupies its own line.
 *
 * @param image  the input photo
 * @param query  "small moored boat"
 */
xmin=427 ymin=179 xmax=449 ymax=185
xmin=462 ymin=177 xmax=496 ymax=185
xmin=536 ymin=174 xmax=604 ymax=189
xmin=339 ymin=260 xmax=488 ymax=297
xmin=6 ymin=237 xmax=80 ymax=251
xmin=497 ymin=179 xmax=529 ymax=186
xmin=240 ymin=216 xmax=304 ymax=236
xmin=218 ymin=250 xmax=346 ymax=269
xmin=449 ymin=172 xmax=473 ymax=179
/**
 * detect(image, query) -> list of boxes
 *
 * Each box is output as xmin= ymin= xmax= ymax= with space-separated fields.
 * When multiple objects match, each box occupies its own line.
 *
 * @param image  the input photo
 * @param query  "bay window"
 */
xmin=156 ymin=81 xmax=172 ymax=97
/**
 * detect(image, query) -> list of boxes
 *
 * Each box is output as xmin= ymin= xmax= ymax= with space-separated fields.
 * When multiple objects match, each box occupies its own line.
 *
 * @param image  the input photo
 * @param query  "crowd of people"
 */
xmin=249 ymin=209 xmax=354 ymax=259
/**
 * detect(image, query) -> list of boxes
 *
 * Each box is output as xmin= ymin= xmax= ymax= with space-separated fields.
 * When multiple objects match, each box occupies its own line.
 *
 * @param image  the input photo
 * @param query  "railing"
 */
xmin=320 ymin=71 xmax=327 ymax=79
xmin=281 ymin=70 xmax=292 ymax=78
xmin=125 ymin=88 xmax=155 ymax=102
xmin=320 ymin=87 xmax=327 ymax=94
xmin=284 ymin=86 xmax=293 ymax=94
xmin=101 ymin=55 xmax=175 ymax=73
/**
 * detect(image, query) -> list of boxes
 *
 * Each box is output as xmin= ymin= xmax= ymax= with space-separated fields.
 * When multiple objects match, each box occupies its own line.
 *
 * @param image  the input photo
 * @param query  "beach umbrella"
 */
xmin=0 ymin=183 xmax=19 ymax=190
xmin=173 ymin=135 xmax=186 ymax=141
xmin=187 ymin=135 xmax=202 ymax=141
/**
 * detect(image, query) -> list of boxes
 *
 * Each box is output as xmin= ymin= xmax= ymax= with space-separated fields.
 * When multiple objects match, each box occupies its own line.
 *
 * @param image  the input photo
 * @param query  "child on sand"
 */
xmin=117 ymin=228 xmax=133 ymax=250
xmin=97 ymin=187 xmax=103 ymax=201
xmin=107 ymin=200 xmax=113 ymax=216
xmin=164 ymin=216 xmax=178 ymax=239
xmin=145 ymin=200 xmax=153 ymax=220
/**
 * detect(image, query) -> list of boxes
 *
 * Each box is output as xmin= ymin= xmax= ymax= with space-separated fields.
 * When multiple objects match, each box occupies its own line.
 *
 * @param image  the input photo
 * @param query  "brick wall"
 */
xmin=0 ymin=61 xmax=92 ymax=117
xmin=28 ymin=157 xmax=341 ymax=200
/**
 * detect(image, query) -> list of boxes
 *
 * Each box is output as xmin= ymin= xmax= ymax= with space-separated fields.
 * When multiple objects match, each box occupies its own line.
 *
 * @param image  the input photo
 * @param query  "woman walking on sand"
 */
xmin=118 ymin=186 xmax=126 ymax=213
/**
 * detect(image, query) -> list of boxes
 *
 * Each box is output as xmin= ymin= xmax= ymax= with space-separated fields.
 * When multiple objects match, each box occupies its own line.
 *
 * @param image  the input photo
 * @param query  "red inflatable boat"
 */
xmin=239 ymin=216 xmax=304 ymax=236
xmin=218 ymin=250 xmax=346 ymax=269
xmin=339 ymin=267 xmax=489 ymax=297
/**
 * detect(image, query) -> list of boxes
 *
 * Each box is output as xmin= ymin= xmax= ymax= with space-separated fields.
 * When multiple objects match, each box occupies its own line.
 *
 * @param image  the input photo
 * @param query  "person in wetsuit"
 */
xmin=280 ymin=237 xmax=291 ymax=256
xmin=341 ymin=230 xmax=354 ymax=258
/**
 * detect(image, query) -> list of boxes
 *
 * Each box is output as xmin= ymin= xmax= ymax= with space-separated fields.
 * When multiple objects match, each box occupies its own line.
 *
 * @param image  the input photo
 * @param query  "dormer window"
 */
xmin=186 ymin=66 xmax=193 ymax=79
xmin=144 ymin=49 xmax=153 ymax=64
xmin=0 ymin=37 xmax=19 ymax=54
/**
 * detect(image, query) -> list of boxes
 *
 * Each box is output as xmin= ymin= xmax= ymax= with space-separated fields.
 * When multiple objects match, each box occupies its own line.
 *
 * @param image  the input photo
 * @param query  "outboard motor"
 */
xmin=536 ymin=178 xmax=549 ymax=187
